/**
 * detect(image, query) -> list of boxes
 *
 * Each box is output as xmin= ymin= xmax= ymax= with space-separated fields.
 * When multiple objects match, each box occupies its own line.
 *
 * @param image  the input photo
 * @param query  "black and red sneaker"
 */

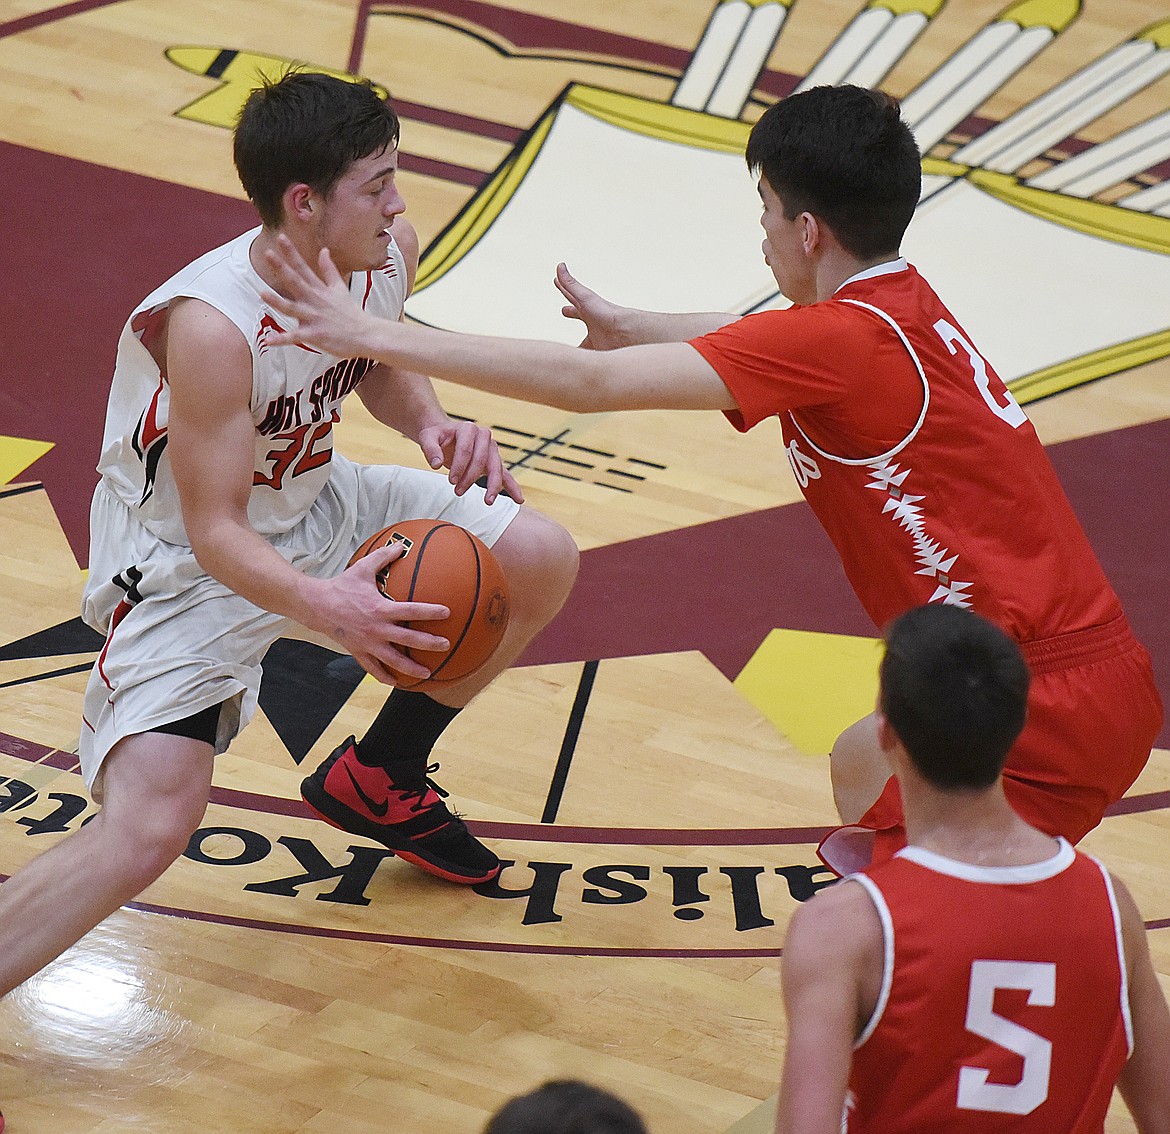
xmin=301 ymin=736 xmax=501 ymax=884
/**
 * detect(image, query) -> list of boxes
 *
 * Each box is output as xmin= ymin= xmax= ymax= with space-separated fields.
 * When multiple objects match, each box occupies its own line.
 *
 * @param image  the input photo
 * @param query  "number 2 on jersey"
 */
xmin=934 ymin=319 xmax=1027 ymax=428
xmin=957 ymin=959 xmax=1055 ymax=1116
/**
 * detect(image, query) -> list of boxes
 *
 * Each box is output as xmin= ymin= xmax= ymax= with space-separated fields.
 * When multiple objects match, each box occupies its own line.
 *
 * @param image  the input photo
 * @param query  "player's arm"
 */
xmin=261 ymin=239 xmax=739 ymax=414
xmin=355 ymin=220 xmax=523 ymax=504
xmin=554 ymin=262 xmax=736 ymax=348
xmin=165 ymin=297 xmax=447 ymax=683
xmin=775 ymin=880 xmax=880 ymax=1134
xmin=1114 ymin=874 xmax=1170 ymax=1133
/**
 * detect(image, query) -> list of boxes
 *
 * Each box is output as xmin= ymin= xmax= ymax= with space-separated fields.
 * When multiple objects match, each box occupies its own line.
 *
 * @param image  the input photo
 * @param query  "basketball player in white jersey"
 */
xmin=0 ymin=71 xmax=578 ymax=998
xmin=777 ymin=605 xmax=1170 ymax=1133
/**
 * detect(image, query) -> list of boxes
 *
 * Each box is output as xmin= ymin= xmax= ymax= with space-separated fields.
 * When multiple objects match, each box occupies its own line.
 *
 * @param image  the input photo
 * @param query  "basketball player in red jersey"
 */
xmin=776 ymin=604 xmax=1170 ymax=1134
xmin=259 ymin=84 xmax=1162 ymax=874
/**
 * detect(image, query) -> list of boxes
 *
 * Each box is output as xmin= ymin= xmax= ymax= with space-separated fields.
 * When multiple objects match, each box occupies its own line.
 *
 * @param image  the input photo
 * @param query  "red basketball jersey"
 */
xmin=846 ymin=841 xmax=1131 ymax=1133
xmin=690 ymin=261 xmax=1122 ymax=640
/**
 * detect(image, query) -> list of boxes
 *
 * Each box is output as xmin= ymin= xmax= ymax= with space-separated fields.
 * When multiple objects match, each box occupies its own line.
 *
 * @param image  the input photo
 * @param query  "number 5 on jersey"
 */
xmin=958 ymin=959 xmax=1055 ymax=1116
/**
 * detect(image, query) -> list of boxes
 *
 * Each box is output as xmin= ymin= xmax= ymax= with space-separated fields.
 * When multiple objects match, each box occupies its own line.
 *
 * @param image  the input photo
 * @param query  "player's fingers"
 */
xmin=267 ymin=234 xmax=317 ymax=290
xmin=365 ymin=648 xmax=431 ymax=683
xmin=555 ymin=262 xmax=587 ymax=296
xmin=256 ymin=301 xmax=300 ymax=346
xmin=380 ymin=621 xmax=449 ymax=653
xmin=420 ymin=435 xmax=445 ymax=471
xmin=316 ymin=245 xmax=344 ymax=284
xmin=500 ymin=466 xmax=525 ymax=504
xmin=352 ymin=541 xmax=408 ymax=579
xmin=478 ymin=451 xmax=504 ymax=506
xmin=377 ymin=599 xmax=450 ymax=625
xmin=450 ymin=427 xmax=490 ymax=495
xmin=444 ymin=425 xmax=476 ymax=483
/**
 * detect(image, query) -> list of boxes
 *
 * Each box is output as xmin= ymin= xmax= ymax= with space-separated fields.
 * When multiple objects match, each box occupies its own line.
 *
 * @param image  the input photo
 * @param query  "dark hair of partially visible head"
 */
xmin=879 ymin=604 xmax=1030 ymax=791
xmin=484 ymin=1080 xmax=649 ymax=1134
xmin=746 ymin=84 xmax=921 ymax=259
xmin=233 ymin=69 xmax=400 ymax=227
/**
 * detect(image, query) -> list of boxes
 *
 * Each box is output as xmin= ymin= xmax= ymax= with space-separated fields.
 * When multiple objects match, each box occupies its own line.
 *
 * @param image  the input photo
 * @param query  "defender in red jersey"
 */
xmin=776 ymin=605 xmax=1170 ymax=1134
xmin=256 ymin=85 xmax=1161 ymax=870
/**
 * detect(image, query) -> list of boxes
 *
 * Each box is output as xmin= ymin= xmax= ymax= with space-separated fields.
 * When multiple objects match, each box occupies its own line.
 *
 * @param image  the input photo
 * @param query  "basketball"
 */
xmin=349 ymin=519 xmax=510 ymax=689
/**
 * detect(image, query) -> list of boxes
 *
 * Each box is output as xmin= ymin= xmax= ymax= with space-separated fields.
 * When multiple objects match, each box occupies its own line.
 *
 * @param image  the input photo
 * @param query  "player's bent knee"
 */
xmin=830 ymin=714 xmax=888 ymax=824
xmin=495 ymin=510 xmax=579 ymax=609
xmin=122 ymin=799 xmax=207 ymax=884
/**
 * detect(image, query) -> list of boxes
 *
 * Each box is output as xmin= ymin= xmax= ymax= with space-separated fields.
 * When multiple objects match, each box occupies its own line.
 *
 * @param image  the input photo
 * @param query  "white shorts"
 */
xmin=79 ymin=455 xmax=519 ymax=792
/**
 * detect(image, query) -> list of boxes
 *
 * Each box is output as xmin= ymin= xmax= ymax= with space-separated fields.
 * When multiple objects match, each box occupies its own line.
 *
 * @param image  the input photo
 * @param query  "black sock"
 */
xmin=355 ymin=689 xmax=462 ymax=777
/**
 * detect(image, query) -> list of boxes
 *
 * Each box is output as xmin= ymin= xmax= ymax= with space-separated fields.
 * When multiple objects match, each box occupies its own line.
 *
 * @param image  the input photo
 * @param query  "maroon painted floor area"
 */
xmin=1 ymin=140 xmax=257 ymax=556
xmin=4 ymin=140 xmax=1167 ymax=745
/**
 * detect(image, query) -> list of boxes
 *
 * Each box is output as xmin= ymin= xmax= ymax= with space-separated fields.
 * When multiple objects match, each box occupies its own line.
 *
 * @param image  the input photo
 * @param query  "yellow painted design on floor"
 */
xmin=166 ymin=48 xmax=385 ymax=130
xmin=0 ymin=436 xmax=53 ymax=486
xmin=735 ymin=628 xmax=881 ymax=754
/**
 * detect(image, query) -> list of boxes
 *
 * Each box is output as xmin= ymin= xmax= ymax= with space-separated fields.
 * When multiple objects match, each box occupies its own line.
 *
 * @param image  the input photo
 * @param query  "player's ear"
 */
xmin=799 ymin=211 xmax=820 ymax=255
xmin=284 ymin=183 xmax=316 ymax=224
xmin=875 ymin=711 xmax=898 ymax=754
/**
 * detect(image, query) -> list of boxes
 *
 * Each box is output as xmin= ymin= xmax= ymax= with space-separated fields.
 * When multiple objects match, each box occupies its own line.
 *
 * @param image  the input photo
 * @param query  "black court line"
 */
xmin=0 ymin=483 xmax=44 ymax=499
xmin=0 ymin=662 xmax=93 ymax=689
xmin=508 ymin=428 xmax=573 ymax=472
xmin=541 ymin=658 xmax=599 ymax=823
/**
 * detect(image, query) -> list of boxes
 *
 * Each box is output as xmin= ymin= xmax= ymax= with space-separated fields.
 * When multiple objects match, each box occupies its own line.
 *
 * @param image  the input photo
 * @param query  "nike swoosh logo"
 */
xmin=343 ymin=762 xmax=390 ymax=818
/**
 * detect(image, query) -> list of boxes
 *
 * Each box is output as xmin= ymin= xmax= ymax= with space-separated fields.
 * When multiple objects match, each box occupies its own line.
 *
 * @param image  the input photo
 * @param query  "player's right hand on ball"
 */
xmin=319 ymin=542 xmax=449 ymax=685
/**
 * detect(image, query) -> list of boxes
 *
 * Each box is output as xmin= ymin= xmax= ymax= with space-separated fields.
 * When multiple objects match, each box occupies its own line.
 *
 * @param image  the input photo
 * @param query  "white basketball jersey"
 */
xmin=95 ymin=226 xmax=408 ymax=544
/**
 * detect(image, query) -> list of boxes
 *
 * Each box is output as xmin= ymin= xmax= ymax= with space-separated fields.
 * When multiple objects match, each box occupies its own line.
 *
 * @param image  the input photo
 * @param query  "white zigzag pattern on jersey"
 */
xmin=867 ymin=459 xmax=974 ymax=609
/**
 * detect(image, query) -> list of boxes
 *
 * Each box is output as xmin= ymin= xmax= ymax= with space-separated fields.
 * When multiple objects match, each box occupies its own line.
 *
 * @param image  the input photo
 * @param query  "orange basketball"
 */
xmin=348 ymin=519 xmax=510 ymax=689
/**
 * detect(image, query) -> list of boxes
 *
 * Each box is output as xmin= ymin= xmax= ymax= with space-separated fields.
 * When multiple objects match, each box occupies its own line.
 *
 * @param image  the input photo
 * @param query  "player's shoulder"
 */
xmin=166 ymin=296 xmax=251 ymax=365
xmin=387 ymin=219 xmax=419 ymax=294
xmin=390 ymin=218 xmax=419 ymax=263
xmin=785 ymin=878 xmax=883 ymax=967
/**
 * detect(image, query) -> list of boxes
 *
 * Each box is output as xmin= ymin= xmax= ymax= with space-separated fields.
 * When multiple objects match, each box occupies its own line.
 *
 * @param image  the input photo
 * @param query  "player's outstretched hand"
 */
xmin=260 ymin=235 xmax=382 ymax=358
xmin=318 ymin=540 xmax=450 ymax=685
xmin=417 ymin=419 xmax=524 ymax=506
xmin=554 ymin=263 xmax=633 ymax=351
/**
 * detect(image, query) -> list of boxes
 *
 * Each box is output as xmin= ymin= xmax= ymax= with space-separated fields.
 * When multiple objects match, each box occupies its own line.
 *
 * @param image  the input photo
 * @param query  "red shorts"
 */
xmin=819 ymin=614 xmax=1164 ymax=875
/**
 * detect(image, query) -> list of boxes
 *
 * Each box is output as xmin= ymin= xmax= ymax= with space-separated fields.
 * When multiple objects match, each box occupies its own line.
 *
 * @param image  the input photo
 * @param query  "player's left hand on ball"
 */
xmin=418 ymin=419 xmax=524 ymax=505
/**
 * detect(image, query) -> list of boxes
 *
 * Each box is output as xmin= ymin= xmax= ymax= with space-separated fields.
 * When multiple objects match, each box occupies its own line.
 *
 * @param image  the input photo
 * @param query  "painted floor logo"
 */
xmin=166 ymin=1 xmax=1170 ymax=403
xmin=0 ymin=734 xmax=836 ymax=958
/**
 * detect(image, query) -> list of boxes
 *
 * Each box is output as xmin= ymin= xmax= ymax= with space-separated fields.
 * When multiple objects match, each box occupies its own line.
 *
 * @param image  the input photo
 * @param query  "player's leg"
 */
xmin=301 ymin=464 xmax=578 ymax=883
xmin=1002 ymin=625 xmax=1162 ymax=843
xmin=830 ymin=712 xmax=891 ymax=824
xmin=420 ymin=504 xmax=579 ymax=704
xmin=816 ymin=713 xmax=910 ymax=876
xmin=0 ymin=728 xmax=213 ymax=997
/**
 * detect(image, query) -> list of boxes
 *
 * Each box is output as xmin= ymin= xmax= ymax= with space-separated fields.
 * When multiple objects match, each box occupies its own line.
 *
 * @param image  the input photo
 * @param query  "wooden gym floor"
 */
xmin=0 ymin=1 xmax=1167 ymax=1131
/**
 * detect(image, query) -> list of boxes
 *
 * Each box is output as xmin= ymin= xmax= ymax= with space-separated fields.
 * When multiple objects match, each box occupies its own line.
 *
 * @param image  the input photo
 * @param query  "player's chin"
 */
xmin=356 ymin=250 xmax=387 ymax=273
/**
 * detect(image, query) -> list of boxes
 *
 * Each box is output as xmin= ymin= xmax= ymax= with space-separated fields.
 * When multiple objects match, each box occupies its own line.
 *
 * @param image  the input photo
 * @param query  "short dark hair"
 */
xmin=746 ymin=84 xmax=920 ymax=260
xmin=879 ymin=604 xmax=1030 ymax=791
xmin=233 ymin=70 xmax=400 ymax=228
xmin=484 ymin=1080 xmax=648 ymax=1134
